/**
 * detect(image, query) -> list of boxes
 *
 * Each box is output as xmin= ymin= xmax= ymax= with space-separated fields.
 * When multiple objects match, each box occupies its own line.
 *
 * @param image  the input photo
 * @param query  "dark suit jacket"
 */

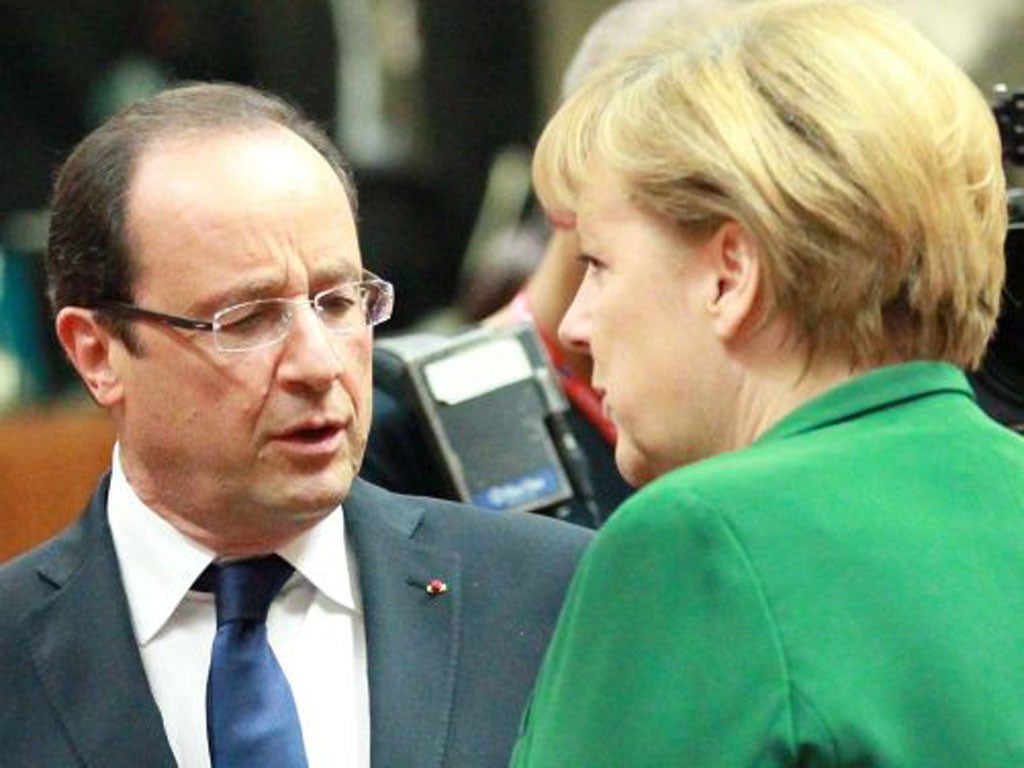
xmin=0 ymin=475 xmax=591 ymax=767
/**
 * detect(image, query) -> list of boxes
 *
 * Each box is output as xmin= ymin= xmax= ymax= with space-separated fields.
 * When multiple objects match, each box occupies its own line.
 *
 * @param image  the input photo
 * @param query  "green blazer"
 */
xmin=513 ymin=362 xmax=1024 ymax=766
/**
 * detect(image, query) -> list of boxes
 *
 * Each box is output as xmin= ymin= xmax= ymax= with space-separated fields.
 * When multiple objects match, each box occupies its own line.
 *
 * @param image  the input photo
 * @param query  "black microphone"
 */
xmin=533 ymin=365 xmax=604 ymax=528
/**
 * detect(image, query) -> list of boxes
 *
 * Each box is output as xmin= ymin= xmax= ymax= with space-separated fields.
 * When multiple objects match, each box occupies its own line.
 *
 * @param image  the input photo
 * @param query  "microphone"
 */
xmin=533 ymin=365 xmax=603 ymax=527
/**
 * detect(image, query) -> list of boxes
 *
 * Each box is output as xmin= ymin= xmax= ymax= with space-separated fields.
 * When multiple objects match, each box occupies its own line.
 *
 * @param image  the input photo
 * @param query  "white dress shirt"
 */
xmin=106 ymin=445 xmax=370 ymax=767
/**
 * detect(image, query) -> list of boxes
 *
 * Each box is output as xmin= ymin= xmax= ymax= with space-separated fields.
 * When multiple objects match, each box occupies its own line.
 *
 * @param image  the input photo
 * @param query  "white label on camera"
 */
xmin=424 ymin=337 xmax=532 ymax=404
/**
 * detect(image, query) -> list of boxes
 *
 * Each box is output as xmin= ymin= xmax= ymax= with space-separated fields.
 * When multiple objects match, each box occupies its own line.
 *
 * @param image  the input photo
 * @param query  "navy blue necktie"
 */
xmin=196 ymin=555 xmax=309 ymax=767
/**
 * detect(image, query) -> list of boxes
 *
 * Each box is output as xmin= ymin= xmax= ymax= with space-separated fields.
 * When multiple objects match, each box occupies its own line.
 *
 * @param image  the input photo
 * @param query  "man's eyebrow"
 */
xmin=192 ymin=263 xmax=364 ymax=314
xmin=191 ymin=278 xmax=285 ymax=315
xmin=311 ymin=263 xmax=364 ymax=291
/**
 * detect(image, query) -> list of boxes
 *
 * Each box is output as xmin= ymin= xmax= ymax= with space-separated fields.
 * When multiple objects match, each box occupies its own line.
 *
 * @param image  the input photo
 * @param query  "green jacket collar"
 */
xmin=756 ymin=361 xmax=973 ymax=445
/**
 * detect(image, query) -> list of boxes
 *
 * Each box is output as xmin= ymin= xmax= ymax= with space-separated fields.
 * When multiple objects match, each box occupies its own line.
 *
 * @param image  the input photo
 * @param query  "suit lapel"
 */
xmin=24 ymin=476 xmax=175 ymax=767
xmin=345 ymin=479 xmax=461 ymax=768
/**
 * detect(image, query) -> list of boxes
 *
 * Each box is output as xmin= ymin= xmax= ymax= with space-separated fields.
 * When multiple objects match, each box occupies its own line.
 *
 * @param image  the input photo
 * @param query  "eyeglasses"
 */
xmin=97 ymin=271 xmax=394 ymax=352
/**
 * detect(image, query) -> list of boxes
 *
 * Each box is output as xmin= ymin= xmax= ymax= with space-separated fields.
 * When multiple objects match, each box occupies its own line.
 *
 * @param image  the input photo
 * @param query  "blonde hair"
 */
xmin=534 ymin=0 xmax=1007 ymax=368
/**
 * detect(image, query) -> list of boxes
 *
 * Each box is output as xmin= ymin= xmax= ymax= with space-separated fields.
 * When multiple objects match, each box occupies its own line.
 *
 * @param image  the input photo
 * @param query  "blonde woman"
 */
xmin=512 ymin=0 xmax=1021 ymax=764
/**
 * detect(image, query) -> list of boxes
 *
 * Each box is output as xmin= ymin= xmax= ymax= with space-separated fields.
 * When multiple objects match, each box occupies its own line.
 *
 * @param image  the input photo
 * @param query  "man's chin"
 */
xmin=252 ymin=449 xmax=359 ymax=518
xmin=287 ymin=474 xmax=353 ymax=518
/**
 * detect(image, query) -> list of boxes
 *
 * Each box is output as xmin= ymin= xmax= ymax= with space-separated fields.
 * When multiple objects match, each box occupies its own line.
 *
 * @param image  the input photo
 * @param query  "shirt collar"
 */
xmin=279 ymin=500 xmax=361 ymax=614
xmin=107 ymin=444 xmax=360 ymax=647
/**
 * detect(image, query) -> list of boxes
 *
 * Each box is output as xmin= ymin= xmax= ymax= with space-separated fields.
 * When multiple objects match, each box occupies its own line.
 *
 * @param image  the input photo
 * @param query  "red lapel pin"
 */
xmin=425 ymin=578 xmax=449 ymax=596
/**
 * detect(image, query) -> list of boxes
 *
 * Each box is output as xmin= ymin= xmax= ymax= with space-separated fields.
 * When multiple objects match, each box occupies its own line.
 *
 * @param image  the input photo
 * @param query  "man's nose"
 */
xmin=276 ymin=302 xmax=346 ymax=391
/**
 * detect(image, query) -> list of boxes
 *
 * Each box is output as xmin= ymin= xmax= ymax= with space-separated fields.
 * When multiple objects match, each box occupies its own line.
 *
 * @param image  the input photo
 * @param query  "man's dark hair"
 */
xmin=45 ymin=81 xmax=357 ymax=351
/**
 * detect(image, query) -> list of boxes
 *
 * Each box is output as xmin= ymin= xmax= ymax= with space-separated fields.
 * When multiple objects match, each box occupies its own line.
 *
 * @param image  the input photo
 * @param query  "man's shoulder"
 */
xmin=0 ymin=517 xmax=87 ymax=623
xmin=0 ymin=478 xmax=107 ymax=625
xmin=350 ymin=478 xmax=592 ymax=560
xmin=347 ymin=480 xmax=591 ymax=633
xmin=0 ymin=543 xmax=66 ymax=651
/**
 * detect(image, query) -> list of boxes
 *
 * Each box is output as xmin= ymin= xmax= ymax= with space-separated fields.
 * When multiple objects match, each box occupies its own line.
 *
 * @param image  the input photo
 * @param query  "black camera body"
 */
xmin=972 ymin=86 xmax=1024 ymax=431
xmin=994 ymin=85 xmax=1024 ymax=170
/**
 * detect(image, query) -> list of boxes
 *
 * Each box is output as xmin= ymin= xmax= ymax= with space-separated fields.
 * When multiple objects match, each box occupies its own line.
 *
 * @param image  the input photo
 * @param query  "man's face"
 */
xmin=113 ymin=127 xmax=372 ymax=549
xmin=558 ymin=159 xmax=738 ymax=487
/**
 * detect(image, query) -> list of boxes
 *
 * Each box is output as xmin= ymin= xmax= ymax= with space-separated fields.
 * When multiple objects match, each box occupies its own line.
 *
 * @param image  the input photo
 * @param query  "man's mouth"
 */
xmin=271 ymin=419 xmax=348 ymax=458
xmin=286 ymin=424 xmax=341 ymax=442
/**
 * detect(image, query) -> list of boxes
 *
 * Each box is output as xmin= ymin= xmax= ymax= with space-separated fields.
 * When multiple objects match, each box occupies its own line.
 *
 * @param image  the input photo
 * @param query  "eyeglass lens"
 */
xmin=213 ymin=281 xmax=391 ymax=351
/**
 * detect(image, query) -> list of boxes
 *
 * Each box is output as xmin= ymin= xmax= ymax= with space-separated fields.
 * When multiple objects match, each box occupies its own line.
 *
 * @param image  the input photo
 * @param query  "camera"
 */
xmin=994 ymin=84 xmax=1024 ymax=171
xmin=970 ymin=85 xmax=1024 ymax=431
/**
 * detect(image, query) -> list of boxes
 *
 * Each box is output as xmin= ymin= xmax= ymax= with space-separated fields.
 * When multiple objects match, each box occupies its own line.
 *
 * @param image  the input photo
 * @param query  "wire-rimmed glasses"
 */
xmin=96 ymin=271 xmax=394 ymax=352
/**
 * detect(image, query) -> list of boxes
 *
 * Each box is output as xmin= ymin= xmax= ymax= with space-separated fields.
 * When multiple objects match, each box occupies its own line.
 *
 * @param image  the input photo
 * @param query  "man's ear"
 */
xmin=704 ymin=222 xmax=762 ymax=342
xmin=54 ymin=307 xmax=126 ymax=407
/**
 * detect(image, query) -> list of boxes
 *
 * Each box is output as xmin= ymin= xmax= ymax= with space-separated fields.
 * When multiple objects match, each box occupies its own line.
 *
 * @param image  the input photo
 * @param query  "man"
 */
xmin=0 ymin=82 xmax=590 ymax=767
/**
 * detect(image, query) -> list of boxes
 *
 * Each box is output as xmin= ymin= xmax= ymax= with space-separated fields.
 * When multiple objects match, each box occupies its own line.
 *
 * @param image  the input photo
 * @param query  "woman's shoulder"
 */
xmin=602 ymin=437 xmax=845 ymax=549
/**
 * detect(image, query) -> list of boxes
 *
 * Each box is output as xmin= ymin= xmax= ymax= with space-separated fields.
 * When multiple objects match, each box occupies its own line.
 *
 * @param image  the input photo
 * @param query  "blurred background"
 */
xmin=0 ymin=0 xmax=1021 ymax=557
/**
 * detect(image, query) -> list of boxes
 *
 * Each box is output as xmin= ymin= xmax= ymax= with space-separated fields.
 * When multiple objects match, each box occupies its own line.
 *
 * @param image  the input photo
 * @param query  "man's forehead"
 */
xmin=125 ymin=125 xmax=351 ymax=233
xmin=124 ymin=126 xmax=360 ymax=308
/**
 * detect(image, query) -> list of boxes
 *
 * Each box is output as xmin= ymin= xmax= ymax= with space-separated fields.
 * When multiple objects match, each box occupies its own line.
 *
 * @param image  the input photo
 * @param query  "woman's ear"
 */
xmin=54 ymin=307 xmax=126 ymax=407
xmin=705 ymin=222 xmax=762 ymax=342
